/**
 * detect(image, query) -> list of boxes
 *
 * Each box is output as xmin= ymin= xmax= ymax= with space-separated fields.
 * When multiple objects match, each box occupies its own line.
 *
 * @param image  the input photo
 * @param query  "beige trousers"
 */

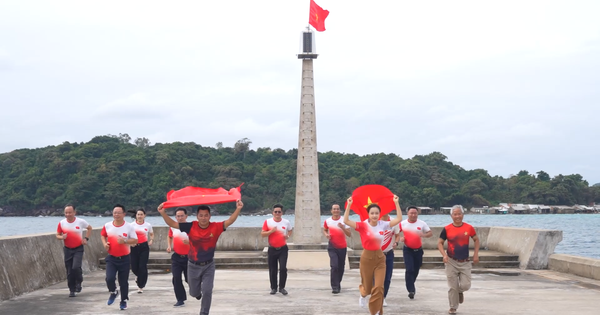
xmin=445 ymin=258 xmax=472 ymax=310
xmin=359 ymin=249 xmax=386 ymax=315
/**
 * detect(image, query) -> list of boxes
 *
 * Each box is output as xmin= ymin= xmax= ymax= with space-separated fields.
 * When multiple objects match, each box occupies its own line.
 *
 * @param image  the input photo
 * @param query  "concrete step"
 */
xmin=347 ymin=249 xmax=520 ymax=269
xmin=348 ymin=260 xmax=521 ymax=269
xmin=348 ymin=255 xmax=519 ymax=263
xmin=99 ymin=251 xmax=268 ymax=270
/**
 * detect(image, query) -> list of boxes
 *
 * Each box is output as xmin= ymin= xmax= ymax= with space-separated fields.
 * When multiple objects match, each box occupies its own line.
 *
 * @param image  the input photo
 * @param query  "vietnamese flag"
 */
xmin=309 ymin=0 xmax=329 ymax=32
xmin=163 ymin=184 xmax=243 ymax=208
xmin=345 ymin=185 xmax=396 ymax=221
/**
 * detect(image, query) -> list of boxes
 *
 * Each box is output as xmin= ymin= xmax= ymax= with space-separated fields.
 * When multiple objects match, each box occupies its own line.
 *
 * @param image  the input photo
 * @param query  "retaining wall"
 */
xmin=548 ymin=254 xmax=600 ymax=280
xmin=486 ymin=227 xmax=562 ymax=269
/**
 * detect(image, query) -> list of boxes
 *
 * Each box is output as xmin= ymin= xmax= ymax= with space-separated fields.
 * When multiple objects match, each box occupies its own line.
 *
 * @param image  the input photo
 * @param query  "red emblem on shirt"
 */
xmin=144 ymin=228 xmax=148 ymax=231
xmin=76 ymin=226 xmax=80 ymax=229
xmin=122 ymin=233 xmax=127 ymax=237
xmin=282 ymin=227 xmax=286 ymax=229
xmin=417 ymin=227 xmax=421 ymax=230
xmin=379 ymin=231 xmax=384 ymax=235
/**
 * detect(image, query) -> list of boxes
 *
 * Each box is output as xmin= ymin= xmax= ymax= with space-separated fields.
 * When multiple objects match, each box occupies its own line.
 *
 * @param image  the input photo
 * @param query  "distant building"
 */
xmin=417 ymin=206 xmax=433 ymax=215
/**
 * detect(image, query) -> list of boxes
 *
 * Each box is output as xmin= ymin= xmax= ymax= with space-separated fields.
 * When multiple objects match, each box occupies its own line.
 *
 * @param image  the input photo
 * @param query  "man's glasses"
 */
xmin=273 ymin=211 xmax=282 ymax=213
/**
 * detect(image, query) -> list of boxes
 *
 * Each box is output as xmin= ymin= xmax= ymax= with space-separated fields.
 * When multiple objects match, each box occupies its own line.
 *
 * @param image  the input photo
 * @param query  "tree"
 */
xmin=134 ymin=137 xmax=151 ymax=148
xmin=537 ymin=171 xmax=551 ymax=182
xmin=216 ymin=142 xmax=223 ymax=149
xmin=234 ymin=138 xmax=252 ymax=159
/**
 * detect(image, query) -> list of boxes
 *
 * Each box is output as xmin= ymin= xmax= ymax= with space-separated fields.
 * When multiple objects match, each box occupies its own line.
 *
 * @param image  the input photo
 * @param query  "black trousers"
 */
xmin=403 ymin=246 xmax=424 ymax=293
xmin=171 ymin=253 xmax=189 ymax=302
xmin=63 ymin=245 xmax=84 ymax=292
xmin=267 ymin=245 xmax=288 ymax=290
xmin=327 ymin=247 xmax=347 ymax=291
xmin=130 ymin=242 xmax=149 ymax=289
xmin=105 ymin=254 xmax=130 ymax=302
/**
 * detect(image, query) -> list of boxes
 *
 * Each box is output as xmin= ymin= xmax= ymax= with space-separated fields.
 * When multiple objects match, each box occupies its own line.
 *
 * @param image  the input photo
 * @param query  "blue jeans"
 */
xmin=105 ymin=254 xmax=130 ymax=302
xmin=403 ymin=246 xmax=424 ymax=293
xmin=383 ymin=250 xmax=395 ymax=297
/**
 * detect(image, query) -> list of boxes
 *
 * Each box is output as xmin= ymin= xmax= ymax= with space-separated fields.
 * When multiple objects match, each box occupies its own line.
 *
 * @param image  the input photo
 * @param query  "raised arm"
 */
xmin=388 ymin=195 xmax=403 ymax=227
xmin=224 ymin=200 xmax=244 ymax=229
xmin=157 ymin=203 xmax=179 ymax=229
xmin=343 ymin=197 xmax=357 ymax=230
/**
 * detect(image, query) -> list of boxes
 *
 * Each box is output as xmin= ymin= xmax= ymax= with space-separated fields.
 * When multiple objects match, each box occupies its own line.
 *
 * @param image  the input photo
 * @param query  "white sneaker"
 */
xmin=359 ymin=295 xmax=367 ymax=308
xmin=383 ymin=298 xmax=388 ymax=307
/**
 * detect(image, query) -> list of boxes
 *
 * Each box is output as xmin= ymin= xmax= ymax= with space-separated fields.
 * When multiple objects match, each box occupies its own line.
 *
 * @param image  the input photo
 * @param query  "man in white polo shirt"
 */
xmin=323 ymin=204 xmax=351 ymax=294
xmin=261 ymin=203 xmax=293 ymax=295
xmin=56 ymin=204 xmax=92 ymax=297
xmin=400 ymin=206 xmax=433 ymax=300
xmin=101 ymin=204 xmax=138 ymax=311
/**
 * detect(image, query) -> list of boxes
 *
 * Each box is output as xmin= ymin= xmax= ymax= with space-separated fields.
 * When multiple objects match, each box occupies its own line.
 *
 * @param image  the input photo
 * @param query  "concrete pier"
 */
xmin=2 ymin=259 xmax=600 ymax=314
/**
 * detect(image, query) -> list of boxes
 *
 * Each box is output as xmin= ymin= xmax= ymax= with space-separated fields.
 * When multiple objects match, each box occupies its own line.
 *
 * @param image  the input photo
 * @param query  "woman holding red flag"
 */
xmin=344 ymin=195 xmax=402 ymax=315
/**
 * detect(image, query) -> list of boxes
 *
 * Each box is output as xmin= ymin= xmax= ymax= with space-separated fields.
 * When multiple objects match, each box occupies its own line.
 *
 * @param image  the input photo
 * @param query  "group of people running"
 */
xmin=56 ymin=195 xmax=479 ymax=315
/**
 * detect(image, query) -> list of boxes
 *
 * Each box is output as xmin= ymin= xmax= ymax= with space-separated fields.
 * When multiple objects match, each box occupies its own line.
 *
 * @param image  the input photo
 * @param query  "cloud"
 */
xmin=0 ymin=0 xmax=599 ymax=184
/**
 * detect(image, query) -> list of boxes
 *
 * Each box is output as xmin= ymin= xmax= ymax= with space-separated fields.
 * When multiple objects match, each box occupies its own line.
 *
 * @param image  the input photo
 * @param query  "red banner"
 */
xmin=345 ymin=185 xmax=395 ymax=221
xmin=163 ymin=184 xmax=243 ymax=208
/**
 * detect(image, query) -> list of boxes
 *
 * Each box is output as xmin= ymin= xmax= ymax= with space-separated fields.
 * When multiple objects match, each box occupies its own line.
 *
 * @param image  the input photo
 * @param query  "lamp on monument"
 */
xmin=297 ymin=28 xmax=318 ymax=59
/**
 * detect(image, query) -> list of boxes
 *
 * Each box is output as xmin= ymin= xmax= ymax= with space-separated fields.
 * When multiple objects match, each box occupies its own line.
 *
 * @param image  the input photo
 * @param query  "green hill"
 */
xmin=0 ymin=134 xmax=598 ymax=215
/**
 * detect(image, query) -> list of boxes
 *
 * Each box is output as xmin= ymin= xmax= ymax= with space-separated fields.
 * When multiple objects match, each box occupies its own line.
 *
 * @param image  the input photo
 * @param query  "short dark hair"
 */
xmin=176 ymin=208 xmax=187 ymax=215
xmin=197 ymin=205 xmax=211 ymax=214
xmin=273 ymin=204 xmax=284 ymax=211
xmin=113 ymin=204 xmax=126 ymax=213
xmin=64 ymin=204 xmax=75 ymax=210
xmin=366 ymin=204 xmax=381 ymax=213
xmin=407 ymin=206 xmax=419 ymax=213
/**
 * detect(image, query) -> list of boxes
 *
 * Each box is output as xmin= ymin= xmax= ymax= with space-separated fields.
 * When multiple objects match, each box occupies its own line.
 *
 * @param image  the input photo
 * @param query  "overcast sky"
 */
xmin=1 ymin=0 xmax=599 ymax=184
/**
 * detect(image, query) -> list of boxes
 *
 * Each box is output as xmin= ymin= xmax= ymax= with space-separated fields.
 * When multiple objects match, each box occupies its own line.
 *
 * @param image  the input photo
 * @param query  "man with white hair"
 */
xmin=437 ymin=205 xmax=479 ymax=315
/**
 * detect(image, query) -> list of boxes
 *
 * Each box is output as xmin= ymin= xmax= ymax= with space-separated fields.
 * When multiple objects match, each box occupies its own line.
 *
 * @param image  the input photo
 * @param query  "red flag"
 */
xmin=163 ymin=184 xmax=243 ymax=208
xmin=345 ymin=185 xmax=396 ymax=221
xmin=309 ymin=0 xmax=329 ymax=32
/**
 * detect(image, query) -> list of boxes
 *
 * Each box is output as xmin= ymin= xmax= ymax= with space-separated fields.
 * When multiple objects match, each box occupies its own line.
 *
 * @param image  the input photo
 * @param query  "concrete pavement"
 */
xmin=1 ymin=265 xmax=600 ymax=314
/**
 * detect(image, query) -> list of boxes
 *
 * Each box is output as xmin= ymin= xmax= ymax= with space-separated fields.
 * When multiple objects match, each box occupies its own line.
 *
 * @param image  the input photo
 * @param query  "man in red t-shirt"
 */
xmin=158 ymin=200 xmax=243 ymax=315
xmin=437 ymin=205 xmax=480 ymax=314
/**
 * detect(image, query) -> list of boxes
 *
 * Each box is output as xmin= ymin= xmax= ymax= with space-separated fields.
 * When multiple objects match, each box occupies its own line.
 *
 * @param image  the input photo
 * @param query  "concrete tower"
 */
xmin=293 ymin=30 xmax=321 ymax=245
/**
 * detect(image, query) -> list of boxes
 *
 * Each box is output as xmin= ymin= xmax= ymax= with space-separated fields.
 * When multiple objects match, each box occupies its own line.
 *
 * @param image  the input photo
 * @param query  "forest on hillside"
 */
xmin=1 ymin=134 xmax=599 ymax=215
